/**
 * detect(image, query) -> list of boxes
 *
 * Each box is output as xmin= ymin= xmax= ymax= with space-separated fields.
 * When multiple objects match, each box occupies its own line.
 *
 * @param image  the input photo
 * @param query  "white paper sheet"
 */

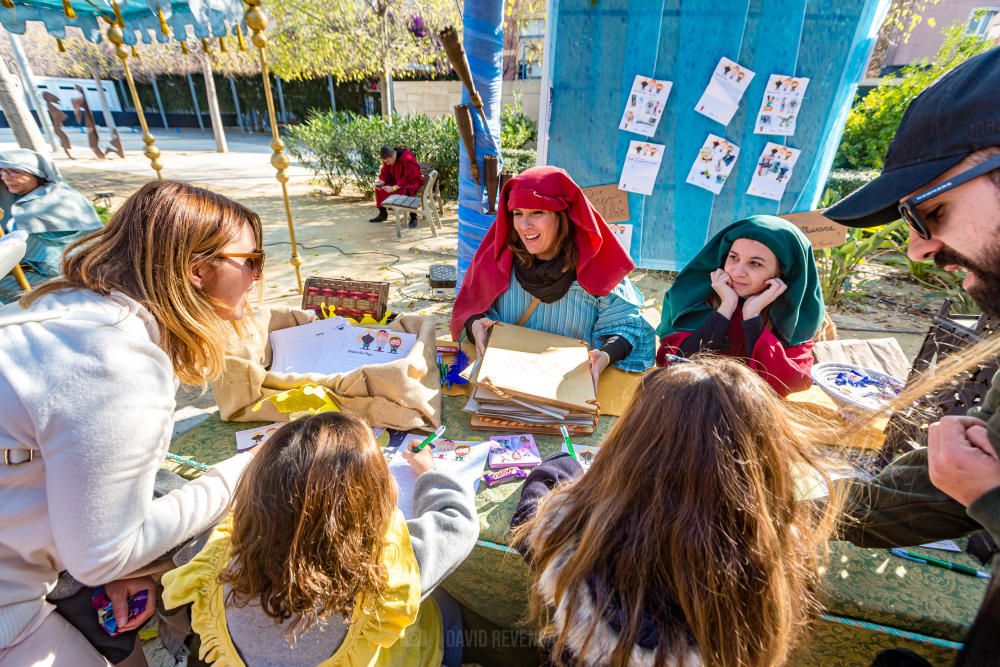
xmin=753 ymin=74 xmax=810 ymax=136
xmin=387 ymin=436 xmax=491 ymax=519
xmin=747 ymin=142 xmax=801 ymax=201
xmin=685 ymin=134 xmax=740 ymax=195
xmin=618 ymin=141 xmax=666 ymax=196
xmin=561 ymin=442 xmax=601 ymax=472
xmin=919 ymin=539 xmax=962 ymax=553
xmin=269 ymin=318 xmax=417 ymax=376
xmin=695 ymin=57 xmax=755 ymax=126
xmin=607 ymin=223 xmax=634 ymax=256
xmin=234 ymin=423 xmax=282 ymax=451
xmin=619 ymin=75 xmax=673 ymax=137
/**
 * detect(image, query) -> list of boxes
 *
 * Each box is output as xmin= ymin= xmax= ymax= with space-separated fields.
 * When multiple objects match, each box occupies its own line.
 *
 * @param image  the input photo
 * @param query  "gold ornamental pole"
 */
xmin=244 ymin=0 xmax=303 ymax=292
xmin=106 ymin=2 xmax=163 ymax=179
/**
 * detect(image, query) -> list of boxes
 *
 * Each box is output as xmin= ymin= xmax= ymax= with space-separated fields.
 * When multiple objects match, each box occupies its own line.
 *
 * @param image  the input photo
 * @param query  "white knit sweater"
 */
xmin=0 ymin=288 xmax=251 ymax=646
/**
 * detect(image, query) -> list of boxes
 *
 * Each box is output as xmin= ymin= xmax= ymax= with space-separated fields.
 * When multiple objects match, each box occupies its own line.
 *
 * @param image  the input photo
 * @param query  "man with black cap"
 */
xmin=825 ymin=46 xmax=1000 ymax=665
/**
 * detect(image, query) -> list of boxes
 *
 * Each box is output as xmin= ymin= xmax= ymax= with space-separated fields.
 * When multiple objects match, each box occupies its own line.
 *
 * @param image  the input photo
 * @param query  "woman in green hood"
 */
xmin=656 ymin=215 xmax=825 ymax=396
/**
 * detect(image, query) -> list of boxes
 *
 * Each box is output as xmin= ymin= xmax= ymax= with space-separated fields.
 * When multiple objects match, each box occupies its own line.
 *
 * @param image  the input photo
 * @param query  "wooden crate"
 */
xmin=301 ymin=276 xmax=390 ymax=321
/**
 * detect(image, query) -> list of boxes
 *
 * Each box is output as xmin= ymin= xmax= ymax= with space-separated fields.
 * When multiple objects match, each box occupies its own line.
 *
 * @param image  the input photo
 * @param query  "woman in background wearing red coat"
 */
xmin=370 ymin=145 xmax=424 ymax=227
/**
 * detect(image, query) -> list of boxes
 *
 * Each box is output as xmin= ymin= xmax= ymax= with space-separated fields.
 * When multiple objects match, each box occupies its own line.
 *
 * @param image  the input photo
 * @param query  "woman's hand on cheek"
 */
xmin=710 ymin=269 xmax=739 ymax=318
xmin=589 ymin=349 xmax=610 ymax=391
xmin=742 ymin=278 xmax=787 ymax=319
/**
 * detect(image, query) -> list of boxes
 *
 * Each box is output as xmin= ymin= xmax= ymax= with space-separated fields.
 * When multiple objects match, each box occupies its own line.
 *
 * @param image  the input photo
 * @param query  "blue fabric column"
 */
xmin=456 ymin=0 xmax=505 ymax=287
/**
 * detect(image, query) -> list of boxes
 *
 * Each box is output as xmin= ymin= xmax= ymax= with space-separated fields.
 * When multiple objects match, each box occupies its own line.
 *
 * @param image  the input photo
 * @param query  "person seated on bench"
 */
xmin=656 ymin=215 xmax=824 ymax=397
xmin=0 ymin=149 xmax=101 ymax=301
xmin=371 ymin=145 xmax=424 ymax=227
xmin=451 ymin=166 xmax=655 ymax=388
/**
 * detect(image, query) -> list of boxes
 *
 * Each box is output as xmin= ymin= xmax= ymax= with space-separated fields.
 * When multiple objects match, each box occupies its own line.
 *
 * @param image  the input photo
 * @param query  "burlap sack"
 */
xmin=211 ymin=306 xmax=440 ymax=430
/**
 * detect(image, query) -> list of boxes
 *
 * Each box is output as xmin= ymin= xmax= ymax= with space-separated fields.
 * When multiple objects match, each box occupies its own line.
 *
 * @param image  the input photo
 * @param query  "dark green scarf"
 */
xmin=656 ymin=215 xmax=825 ymax=346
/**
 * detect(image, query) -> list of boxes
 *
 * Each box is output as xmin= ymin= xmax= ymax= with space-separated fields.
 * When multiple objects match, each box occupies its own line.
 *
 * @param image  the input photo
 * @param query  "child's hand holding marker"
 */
xmin=405 ymin=425 xmax=445 ymax=476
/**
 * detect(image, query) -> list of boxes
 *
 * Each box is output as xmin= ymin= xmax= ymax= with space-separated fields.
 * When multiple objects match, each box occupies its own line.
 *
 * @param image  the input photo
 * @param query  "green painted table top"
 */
xmin=170 ymin=397 xmax=988 ymax=648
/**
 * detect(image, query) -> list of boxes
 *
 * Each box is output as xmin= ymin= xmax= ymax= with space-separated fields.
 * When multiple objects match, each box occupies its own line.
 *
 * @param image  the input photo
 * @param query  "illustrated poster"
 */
xmin=685 ymin=134 xmax=740 ymax=195
xmin=607 ymin=223 xmax=634 ymax=256
xmin=747 ymin=142 xmax=801 ymax=201
xmin=753 ymin=74 xmax=810 ymax=136
xmin=695 ymin=57 xmax=756 ymax=125
xmin=618 ymin=141 xmax=666 ymax=196
xmin=619 ymin=75 xmax=673 ymax=137
xmin=561 ymin=442 xmax=601 ymax=472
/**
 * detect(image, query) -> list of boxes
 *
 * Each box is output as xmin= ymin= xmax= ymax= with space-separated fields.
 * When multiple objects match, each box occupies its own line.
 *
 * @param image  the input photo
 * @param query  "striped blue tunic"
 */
xmin=481 ymin=275 xmax=655 ymax=373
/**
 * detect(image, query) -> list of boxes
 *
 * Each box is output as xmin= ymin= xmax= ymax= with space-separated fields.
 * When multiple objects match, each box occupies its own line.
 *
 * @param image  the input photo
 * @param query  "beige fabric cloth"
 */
xmin=812 ymin=337 xmax=911 ymax=383
xmin=212 ymin=307 xmax=441 ymax=430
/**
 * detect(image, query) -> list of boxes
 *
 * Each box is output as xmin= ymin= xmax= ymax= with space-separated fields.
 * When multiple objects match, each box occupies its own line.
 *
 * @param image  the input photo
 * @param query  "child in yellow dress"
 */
xmin=162 ymin=413 xmax=478 ymax=666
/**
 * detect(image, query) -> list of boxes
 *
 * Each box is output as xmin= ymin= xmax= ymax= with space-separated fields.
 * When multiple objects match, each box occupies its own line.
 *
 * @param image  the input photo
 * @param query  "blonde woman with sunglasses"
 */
xmin=0 ymin=180 xmax=264 ymax=665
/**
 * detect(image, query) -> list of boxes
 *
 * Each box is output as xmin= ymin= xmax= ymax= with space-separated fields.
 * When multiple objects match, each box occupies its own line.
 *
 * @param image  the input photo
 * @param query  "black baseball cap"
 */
xmin=825 ymin=46 xmax=1000 ymax=227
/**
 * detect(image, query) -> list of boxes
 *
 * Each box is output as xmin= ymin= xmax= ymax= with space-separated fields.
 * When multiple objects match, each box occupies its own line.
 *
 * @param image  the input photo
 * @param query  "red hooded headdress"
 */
xmin=450 ymin=166 xmax=635 ymax=340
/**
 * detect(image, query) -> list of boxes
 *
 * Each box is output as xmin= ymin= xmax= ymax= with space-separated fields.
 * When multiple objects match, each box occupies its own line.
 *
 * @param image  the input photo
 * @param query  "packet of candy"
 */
xmin=91 ymin=586 xmax=149 ymax=636
xmin=483 ymin=466 xmax=529 ymax=487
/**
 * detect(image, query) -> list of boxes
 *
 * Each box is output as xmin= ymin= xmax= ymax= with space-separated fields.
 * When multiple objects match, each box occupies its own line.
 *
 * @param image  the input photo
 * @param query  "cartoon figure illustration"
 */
xmin=453 ymin=445 xmax=471 ymax=462
xmin=774 ymin=79 xmax=783 ymax=90
xmin=655 ymin=82 xmax=664 ymax=94
xmin=640 ymin=79 xmax=649 ymax=91
xmin=360 ymin=331 xmax=375 ymax=350
xmin=388 ymin=335 xmax=403 ymax=354
xmin=579 ymin=451 xmax=595 ymax=466
xmin=699 ymin=147 xmax=713 ymax=163
xmin=630 ymin=94 xmax=637 ymax=107
xmin=737 ymin=70 xmax=746 ymax=83
xmin=373 ymin=329 xmax=390 ymax=352
xmin=635 ymin=144 xmax=643 ymax=155
xmin=790 ymin=79 xmax=800 ymax=92
xmin=722 ymin=64 xmax=732 ymax=77
xmin=779 ymin=114 xmax=794 ymax=128
xmin=776 ymin=165 xmax=791 ymax=183
xmin=764 ymin=95 xmax=774 ymax=112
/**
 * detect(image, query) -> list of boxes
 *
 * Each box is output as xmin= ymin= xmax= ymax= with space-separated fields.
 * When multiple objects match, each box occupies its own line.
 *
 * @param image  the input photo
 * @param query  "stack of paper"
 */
xmin=465 ymin=324 xmax=598 ymax=435
xmin=269 ymin=317 xmax=417 ymax=376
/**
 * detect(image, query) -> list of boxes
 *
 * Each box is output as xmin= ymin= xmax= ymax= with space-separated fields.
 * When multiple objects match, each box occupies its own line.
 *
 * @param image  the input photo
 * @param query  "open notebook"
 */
xmin=466 ymin=323 xmax=599 ymax=435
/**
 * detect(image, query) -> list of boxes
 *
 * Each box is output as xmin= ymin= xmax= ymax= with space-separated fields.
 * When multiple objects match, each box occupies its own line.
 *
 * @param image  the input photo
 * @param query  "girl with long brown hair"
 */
xmin=512 ymin=357 xmax=843 ymax=667
xmin=162 ymin=412 xmax=478 ymax=666
xmin=0 ymin=181 xmax=263 ymax=665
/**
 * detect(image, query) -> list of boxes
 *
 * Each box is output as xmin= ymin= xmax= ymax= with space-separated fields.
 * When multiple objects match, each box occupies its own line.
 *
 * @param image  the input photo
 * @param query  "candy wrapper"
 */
xmin=483 ymin=466 xmax=529 ymax=488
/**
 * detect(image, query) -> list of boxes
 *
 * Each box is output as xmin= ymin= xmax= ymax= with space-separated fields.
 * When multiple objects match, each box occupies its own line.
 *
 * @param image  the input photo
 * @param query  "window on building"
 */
xmin=966 ymin=7 xmax=999 ymax=38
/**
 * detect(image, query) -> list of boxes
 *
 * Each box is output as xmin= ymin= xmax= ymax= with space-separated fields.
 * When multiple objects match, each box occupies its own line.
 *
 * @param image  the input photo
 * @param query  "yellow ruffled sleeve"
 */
xmin=161 ymin=516 xmax=247 ymax=667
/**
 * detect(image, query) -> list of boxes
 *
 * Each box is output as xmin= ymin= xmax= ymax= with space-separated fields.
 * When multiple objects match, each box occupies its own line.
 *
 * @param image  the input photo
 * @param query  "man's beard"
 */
xmin=935 ymin=244 xmax=1000 ymax=318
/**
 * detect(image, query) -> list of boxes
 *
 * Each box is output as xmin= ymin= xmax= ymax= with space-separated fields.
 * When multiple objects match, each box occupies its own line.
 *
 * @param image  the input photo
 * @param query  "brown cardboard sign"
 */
xmin=582 ymin=184 xmax=630 ymax=223
xmin=780 ymin=211 xmax=848 ymax=249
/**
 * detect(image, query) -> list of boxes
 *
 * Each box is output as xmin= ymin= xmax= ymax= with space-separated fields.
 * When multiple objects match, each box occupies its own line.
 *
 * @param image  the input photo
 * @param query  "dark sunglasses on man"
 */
xmin=219 ymin=250 xmax=265 ymax=279
xmin=898 ymin=153 xmax=1000 ymax=240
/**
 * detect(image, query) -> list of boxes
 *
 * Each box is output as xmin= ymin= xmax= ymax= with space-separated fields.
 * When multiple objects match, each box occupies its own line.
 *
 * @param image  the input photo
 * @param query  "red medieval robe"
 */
xmin=656 ymin=303 xmax=814 ymax=397
xmin=375 ymin=148 xmax=424 ymax=207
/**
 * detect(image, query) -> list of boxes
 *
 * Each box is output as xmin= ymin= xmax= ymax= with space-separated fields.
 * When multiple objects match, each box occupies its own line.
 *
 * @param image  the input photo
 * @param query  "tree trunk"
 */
xmin=201 ymin=57 xmax=228 ymax=153
xmin=186 ymin=73 xmax=205 ymax=132
xmin=0 ymin=55 xmax=48 ymax=153
xmin=380 ymin=70 xmax=394 ymax=117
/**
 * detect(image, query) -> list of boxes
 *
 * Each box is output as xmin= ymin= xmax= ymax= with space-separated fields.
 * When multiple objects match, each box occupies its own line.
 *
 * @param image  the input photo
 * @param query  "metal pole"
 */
xmin=116 ymin=78 xmax=130 ymax=111
xmin=7 ymin=33 xmax=58 ymax=151
xmin=91 ymin=70 xmax=118 ymax=132
xmin=228 ymin=75 xmax=245 ymax=133
xmin=107 ymin=13 xmax=163 ymax=179
xmin=327 ymin=73 xmax=337 ymax=112
xmin=245 ymin=0 xmax=303 ymax=291
xmin=150 ymin=75 xmax=169 ymax=129
xmin=0 ymin=56 xmax=47 ymax=152
xmin=275 ymin=74 xmax=287 ymax=124
xmin=200 ymin=56 xmax=228 ymax=153
xmin=186 ymin=73 xmax=205 ymax=131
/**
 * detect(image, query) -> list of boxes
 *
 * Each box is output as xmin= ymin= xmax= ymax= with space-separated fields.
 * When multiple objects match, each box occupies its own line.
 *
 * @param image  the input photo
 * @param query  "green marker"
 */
xmin=560 ymin=424 xmax=578 ymax=461
xmin=890 ymin=548 xmax=991 ymax=579
xmin=412 ymin=425 xmax=446 ymax=453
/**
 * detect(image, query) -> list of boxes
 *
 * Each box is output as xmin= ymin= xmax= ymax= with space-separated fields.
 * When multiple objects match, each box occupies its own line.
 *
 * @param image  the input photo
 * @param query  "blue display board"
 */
xmin=545 ymin=0 xmax=887 ymax=270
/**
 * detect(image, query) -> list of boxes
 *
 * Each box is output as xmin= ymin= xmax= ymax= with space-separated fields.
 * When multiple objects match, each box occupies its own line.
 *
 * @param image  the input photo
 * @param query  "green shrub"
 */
xmin=815 ymin=222 xmax=901 ymax=307
xmin=823 ymin=169 xmax=880 ymax=203
xmin=287 ymin=107 xmax=538 ymax=201
xmin=834 ymin=23 xmax=990 ymax=169
xmin=500 ymin=96 xmax=537 ymax=150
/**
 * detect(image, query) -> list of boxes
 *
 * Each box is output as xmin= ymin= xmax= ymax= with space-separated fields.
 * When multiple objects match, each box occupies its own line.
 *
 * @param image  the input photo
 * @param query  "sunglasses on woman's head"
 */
xmin=898 ymin=154 xmax=1000 ymax=240
xmin=219 ymin=250 xmax=265 ymax=279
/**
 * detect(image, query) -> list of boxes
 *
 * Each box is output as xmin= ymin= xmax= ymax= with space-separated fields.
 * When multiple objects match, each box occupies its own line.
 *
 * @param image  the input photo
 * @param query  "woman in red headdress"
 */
xmin=450 ymin=167 xmax=655 ymax=385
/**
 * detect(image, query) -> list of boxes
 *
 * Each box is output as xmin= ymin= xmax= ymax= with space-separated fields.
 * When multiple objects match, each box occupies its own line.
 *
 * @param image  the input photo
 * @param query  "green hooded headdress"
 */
xmin=656 ymin=215 xmax=825 ymax=346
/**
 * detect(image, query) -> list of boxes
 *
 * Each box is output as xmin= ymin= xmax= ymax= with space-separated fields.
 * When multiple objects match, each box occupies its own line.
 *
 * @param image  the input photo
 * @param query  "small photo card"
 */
xmin=695 ymin=57 xmax=756 ymax=126
xmin=685 ymin=134 xmax=740 ymax=195
xmin=747 ymin=142 xmax=801 ymax=201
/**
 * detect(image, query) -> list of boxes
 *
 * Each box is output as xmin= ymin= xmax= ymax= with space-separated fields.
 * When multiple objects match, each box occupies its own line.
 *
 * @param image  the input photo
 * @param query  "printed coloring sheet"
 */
xmin=747 ymin=142 xmax=801 ymax=201
xmin=685 ymin=134 xmax=740 ymax=195
xmin=234 ymin=423 xmax=281 ymax=451
xmin=388 ymin=435 xmax=491 ymax=519
xmin=618 ymin=141 xmax=666 ymax=196
xmin=561 ymin=443 xmax=601 ymax=472
xmin=270 ymin=318 xmax=417 ymax=376
xmin=619 ymin=75 xmax=673 ymax=137
xmin=695 ymin=57 xmax=755 ymax=126
xmin=607 ymin=223 xmax=634 ymax=256
xmin=754 ymin=75 xmax=810 ymax=136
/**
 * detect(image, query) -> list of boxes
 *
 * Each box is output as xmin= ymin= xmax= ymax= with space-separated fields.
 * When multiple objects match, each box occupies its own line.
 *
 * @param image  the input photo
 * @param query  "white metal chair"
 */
xmin=383 ymin=169 xmax=443 ymax=239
